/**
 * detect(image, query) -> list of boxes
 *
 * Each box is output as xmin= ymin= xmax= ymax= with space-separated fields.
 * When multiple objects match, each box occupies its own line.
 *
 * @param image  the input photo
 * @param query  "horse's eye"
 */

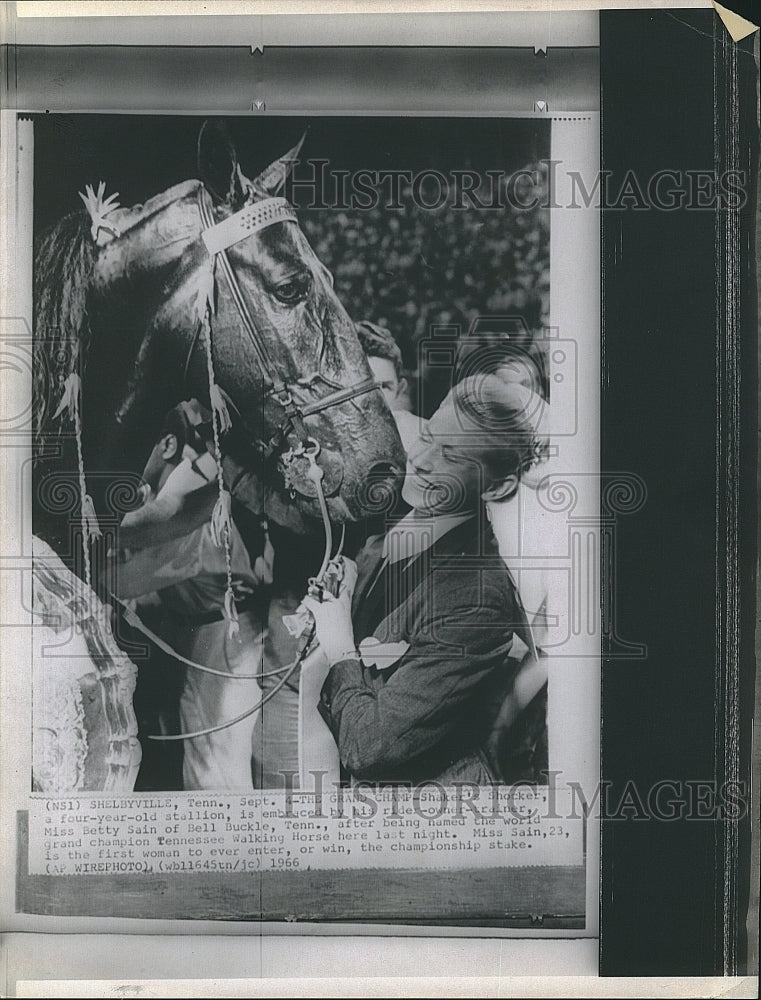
xmin=273 ymin=273 xmax=311 ymax=304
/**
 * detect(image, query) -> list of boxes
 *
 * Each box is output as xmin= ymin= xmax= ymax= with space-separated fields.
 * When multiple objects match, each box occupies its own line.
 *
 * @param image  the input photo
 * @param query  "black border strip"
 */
xmin=600 ymin=9 xmax=758 ymax=976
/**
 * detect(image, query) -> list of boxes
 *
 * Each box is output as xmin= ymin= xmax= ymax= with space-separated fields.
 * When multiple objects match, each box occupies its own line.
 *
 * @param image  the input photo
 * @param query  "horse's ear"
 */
xmin=197 ymin=119 xmax=246 ymax=207
xmin=252 ymin=133 xmax=306 ymax=198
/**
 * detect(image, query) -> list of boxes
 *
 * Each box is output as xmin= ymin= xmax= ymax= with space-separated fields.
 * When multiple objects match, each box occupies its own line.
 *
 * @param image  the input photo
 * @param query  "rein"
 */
xmin=145 ymin=522 xmax=348 ymax=743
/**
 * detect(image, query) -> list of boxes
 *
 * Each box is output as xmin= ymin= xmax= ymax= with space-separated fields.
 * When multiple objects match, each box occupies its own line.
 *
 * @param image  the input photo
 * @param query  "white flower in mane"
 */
xmin=78 ymin=181 xmax=122 ymax=241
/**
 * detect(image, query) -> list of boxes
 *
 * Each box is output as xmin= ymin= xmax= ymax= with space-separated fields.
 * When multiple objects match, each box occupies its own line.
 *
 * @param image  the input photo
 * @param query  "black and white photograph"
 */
xmin=29 ymin=114 xmax=554 ymax=795
xmin=21 ymin=106 xmax=597 ymax=925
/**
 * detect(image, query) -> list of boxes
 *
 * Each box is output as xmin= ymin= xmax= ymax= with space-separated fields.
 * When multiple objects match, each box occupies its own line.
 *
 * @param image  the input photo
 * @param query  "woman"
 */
xmin=304 ymin=373 xmax=548 ymax=785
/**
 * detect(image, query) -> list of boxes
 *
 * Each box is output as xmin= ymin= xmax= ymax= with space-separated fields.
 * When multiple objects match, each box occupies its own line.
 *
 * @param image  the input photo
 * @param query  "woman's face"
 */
xmin=402 ymin=392 xmax=487 ymax=515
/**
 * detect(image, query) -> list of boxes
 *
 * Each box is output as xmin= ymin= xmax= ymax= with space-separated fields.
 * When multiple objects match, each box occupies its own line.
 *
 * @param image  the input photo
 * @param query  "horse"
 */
xmin=34 ymin=120 xmax=403 ymax=546
xmin=31 ymin=120 xmax=406 ymax=792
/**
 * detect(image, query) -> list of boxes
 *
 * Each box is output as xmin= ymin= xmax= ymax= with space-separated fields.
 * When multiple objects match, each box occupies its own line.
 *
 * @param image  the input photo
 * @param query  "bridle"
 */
xmin=65 ymin=177 xmax=380 ymax=744
xmin=196 ymin=182 xmax=385 ymax=582
xmin=134 ymin=186 xmax=378 ymax=742
xmin=195 ymin=185 xmax=380 ymax=467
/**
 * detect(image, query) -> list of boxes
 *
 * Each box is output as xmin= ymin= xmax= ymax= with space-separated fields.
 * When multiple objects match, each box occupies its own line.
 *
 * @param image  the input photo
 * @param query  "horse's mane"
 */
xmin=33 ymin=210 xmax=96 ymax=442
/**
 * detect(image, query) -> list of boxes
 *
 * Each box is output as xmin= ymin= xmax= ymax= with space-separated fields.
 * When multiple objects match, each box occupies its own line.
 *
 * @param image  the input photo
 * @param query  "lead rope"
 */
xmin=148 ymin=625 xmax=316 ymax=742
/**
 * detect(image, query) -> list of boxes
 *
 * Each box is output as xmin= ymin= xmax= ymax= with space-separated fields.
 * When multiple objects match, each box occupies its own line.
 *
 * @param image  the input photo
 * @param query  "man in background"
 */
xmin=113 ymin=402 xmax=271 ymax=791
xmin=355 ymin=320 xmax=424 ymax=454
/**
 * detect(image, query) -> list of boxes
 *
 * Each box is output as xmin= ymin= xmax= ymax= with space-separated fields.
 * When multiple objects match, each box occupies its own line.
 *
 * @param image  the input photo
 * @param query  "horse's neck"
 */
xmin=83 ymin=187 xmax=205 ymax=472
xmin=95 ymin=181 xmax=202 ymax=288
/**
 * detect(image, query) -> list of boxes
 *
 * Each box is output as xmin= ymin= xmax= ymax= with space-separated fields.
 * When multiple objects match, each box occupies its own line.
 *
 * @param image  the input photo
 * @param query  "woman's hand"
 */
xmin=302 ymin=557 xmax=358 ymax=664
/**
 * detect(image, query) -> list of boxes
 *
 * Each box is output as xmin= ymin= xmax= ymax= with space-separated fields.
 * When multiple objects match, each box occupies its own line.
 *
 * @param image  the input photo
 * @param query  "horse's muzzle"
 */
xmin=352 ymin=461 xmax=404 ymax=517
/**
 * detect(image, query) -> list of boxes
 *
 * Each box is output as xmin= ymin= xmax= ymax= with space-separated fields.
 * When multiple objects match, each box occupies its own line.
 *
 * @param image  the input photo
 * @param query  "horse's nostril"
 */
xmin=368 ymin=462 xmax=402 ymax=481
xmin=355 ymin=462 xmax=403 ymax=516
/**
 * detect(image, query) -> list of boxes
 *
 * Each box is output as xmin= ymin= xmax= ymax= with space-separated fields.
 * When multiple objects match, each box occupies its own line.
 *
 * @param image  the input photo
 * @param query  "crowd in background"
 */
xmin=300 ymin=162 xmax=550 ymax=400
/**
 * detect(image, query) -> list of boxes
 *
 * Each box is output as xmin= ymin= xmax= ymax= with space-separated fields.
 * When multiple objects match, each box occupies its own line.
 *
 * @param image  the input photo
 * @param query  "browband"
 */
xmin=201 ymin=197 xmax=298 ymax=255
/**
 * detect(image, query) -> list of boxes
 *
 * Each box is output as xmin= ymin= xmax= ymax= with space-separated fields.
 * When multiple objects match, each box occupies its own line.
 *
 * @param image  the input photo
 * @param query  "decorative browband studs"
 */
xmin=201 ymin=197 xmax=298 ymax=255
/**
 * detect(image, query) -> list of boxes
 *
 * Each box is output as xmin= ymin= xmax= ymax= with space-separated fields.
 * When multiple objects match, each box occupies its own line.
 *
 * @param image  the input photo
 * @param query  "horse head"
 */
xmin=38 ymin=121 xmax=405 ymax=534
